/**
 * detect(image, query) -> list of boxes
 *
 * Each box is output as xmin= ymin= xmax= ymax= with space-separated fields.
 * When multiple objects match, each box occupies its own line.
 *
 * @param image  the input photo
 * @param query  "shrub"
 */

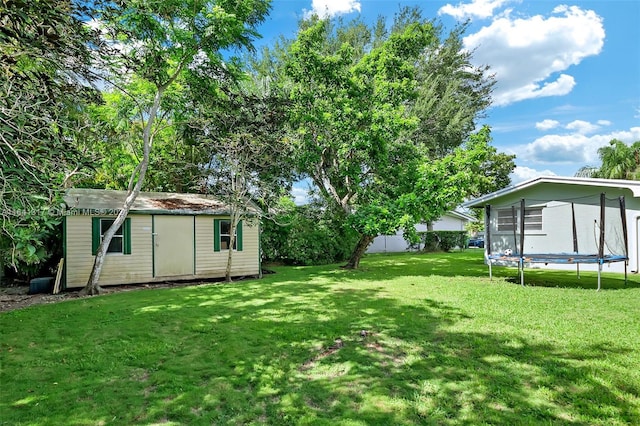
xmin=420 ymin=231 xmax=468 ymax=252
xmin=262 ymin=202 xmax=359 ymax=266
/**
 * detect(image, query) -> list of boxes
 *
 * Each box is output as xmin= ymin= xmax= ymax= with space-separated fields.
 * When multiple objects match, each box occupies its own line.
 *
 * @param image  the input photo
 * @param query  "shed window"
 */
xmin=497 ymin=208 xmax=543 ymax=232
xmin=214 ymin=219 xmax=243 ymax=252
xmin=92 ymin=217 xmax=131 ymax=255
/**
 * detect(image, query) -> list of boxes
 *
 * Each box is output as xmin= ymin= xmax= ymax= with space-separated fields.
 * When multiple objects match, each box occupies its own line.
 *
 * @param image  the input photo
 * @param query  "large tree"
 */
xmin=84 ymin=0 xmax=272 ymax=294
xmin=272 ymin=11 xmax=511 ymax=268
xmin=0 ymin=0 xmax=100 ymax=275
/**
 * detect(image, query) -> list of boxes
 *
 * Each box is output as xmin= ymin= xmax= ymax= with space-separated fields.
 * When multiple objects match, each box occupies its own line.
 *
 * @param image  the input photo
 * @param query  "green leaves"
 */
xmin=283 ymin=16 xmax=434 ymax=214
xmin=1 ymin=0 xmax=99 ymax=276
xmin=595 ymin=139 xmax=640 ymax=180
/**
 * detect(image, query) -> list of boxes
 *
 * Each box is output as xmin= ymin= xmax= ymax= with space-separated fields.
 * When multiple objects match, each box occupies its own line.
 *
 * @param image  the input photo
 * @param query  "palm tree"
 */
xmin=596 ymin=139 xmax=640 ymax=180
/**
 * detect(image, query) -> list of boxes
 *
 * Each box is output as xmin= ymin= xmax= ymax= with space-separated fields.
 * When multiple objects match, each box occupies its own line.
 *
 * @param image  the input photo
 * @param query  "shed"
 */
xmin=366 ymin=210 xmax=475 ymax=253
xmin=464 ymin=176 xmax=640 ymax=286
xmin=62 ymin=188 xmax=260 ymax=289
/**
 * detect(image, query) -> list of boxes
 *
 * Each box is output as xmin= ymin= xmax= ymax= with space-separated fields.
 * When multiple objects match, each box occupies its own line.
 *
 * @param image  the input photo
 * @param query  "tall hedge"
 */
xmin=262 ymin=203 xmax=360 ymax=266
xmin=420 ymin=231 xmax=468 ymax=252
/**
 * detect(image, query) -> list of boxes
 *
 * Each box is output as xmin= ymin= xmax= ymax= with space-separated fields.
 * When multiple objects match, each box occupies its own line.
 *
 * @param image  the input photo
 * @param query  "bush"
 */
xmin=420 ymin=231 xmax=467 ymax=252
xmin=262 ymin=202 xmax=359 ymax=266
xmin=1 ymin=209 xmax=62 ymax=283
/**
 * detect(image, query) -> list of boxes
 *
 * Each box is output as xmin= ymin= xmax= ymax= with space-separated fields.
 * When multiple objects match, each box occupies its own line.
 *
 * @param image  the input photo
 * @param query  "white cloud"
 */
xmin=565 ymin=120 xmax=600 ymax=135
xmin=291 ymin=186 xmax=311 ymax=206
xmin=304 ymin=0 xmax=361 ymax=19
xmin=536 ymin=118 xmax=611 ymax=135
xmin=464 ymin=5 xmax=605 ymax=106
xmin=535 ymin=119 xmax=560 ymax=131
xmin=438 ymin=0 xmax=511 ymax=20
xmin=511 ymin=166 xmax=557 ymax=184
xmin=518 ymin=126 xmax=640 ymax=165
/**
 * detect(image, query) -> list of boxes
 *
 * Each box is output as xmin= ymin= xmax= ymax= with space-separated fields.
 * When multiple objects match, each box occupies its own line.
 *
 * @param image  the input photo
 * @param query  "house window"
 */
xmin=497 ymin=209 xmax=517 ymax=232
xmin=91 ymin=217 xmax=132 ymax=255
xmin=214 ymin=219 xmax=243 ymax=252
xmin=523 ymin=208 xmax=543 ymax=231
xmin=496 ymin=208 xmax=543 ymax=232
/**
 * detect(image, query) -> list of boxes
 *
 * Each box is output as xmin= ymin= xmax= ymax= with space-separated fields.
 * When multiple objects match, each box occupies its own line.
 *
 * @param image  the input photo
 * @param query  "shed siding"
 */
xmin=65 ymin=214 xmax=260 ymax=288
xmin=65 ymin=215 xmax=153 ymax=288
xmin=195 ymin=217 xmax=260 ymax=277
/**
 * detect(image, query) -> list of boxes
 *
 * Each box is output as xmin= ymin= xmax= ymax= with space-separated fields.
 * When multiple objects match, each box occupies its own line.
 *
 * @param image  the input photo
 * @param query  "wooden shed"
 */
xmin=62 ymin=188 xmax=260 ymax=289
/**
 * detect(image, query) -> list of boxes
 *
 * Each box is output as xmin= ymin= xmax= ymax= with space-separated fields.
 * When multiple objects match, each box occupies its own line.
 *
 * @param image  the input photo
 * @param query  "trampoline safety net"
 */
xmin=484 ymin=193 xmax=629 ymax=290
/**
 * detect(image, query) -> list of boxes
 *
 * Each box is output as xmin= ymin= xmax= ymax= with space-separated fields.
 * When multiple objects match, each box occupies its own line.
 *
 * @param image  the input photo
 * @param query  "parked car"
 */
xmin=467 ymin=237 xmax=484 ymax=248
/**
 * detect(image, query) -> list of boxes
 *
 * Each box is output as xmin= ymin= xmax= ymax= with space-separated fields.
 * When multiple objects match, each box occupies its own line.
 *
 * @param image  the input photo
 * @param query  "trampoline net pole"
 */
xmin=620 ymin=196 xmax=629 ymax=259
xmin=599 ymin=193 xmax=606 ymax=260
xmin=519 ymin=199 xmax=525 ymax=287
xmin=571 ymin=202 xmax=578 ymax=253
xmin=485 ymin=205 xmax=492 ymax=256
xmin=511 ymin=205 xmax=517 ymax=253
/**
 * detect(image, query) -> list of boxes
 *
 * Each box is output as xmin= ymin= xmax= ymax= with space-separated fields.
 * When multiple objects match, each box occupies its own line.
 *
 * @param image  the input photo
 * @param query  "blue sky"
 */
xmin=255 ymin=0 xmax=640 ymax=198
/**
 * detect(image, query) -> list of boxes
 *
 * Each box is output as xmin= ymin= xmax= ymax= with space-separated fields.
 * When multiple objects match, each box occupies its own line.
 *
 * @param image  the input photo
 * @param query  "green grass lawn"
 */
xmin=1 ymin=251 xmax=639 ymax=425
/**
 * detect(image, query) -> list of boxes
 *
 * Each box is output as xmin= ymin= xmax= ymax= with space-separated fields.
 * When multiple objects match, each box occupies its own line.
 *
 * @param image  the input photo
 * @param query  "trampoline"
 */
xmin=484 ymin=193 xmax=629 ymax=290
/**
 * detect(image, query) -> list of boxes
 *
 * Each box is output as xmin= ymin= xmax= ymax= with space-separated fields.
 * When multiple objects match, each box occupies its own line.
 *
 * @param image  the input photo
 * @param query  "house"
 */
xmin=366 ymin=210 xmax=475 ymax=253
xmin=62 ymin=188 xmax=260 ymax=289
xmin=464 ymin=176 xmax=640 ymax=276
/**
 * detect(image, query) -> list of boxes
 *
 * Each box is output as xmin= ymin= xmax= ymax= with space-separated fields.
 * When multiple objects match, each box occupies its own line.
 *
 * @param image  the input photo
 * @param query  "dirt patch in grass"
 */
xmin=0 ymin=286 xmax=83 ymax=312
xmin=0 ymin=276 xmax=258 ymax=313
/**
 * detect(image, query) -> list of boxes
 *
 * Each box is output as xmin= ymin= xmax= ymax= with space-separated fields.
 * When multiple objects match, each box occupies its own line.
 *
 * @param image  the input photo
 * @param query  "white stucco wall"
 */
xmin=366 ymin=214 xmax=470 ymax=254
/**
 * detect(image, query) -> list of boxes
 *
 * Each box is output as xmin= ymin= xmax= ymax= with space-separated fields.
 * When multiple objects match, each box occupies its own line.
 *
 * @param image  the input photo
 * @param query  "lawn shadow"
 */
xmin=54 ymin=277 xmax=640 ymax=423
xmin=173 ymin=280 xmax=638 ymax=424
xmin=498 ymin=267 xmax=640 ymax=290
xmin=3 ymin=255 xmax=638 ymax=424
xmin=303 ymin=251 xmax=640 ymax=291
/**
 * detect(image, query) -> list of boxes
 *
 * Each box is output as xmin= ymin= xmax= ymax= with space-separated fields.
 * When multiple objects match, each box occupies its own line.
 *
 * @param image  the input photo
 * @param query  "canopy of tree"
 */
xmin=575 ymin=139 xmax=640 ymax=180
xmin=1 ymin=2 xmax=516 ymax=285
xmin=0 ymin=0 xmax=100 ymax=273
xmin=252 ymin=10 xmax=514 ymax=267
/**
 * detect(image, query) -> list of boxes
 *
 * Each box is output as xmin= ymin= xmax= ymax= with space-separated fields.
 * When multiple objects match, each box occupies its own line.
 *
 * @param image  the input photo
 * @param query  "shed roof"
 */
xmin=64 ymin=188 xmax=258 ymax=215
xmin=464 ymin=176 xmax=640 ymax=208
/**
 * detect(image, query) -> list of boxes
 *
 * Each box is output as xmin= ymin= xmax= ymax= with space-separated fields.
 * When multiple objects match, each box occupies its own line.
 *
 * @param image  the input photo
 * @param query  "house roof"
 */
xmin=464 ymin=176 xmax=640 ymax=208
xmin=445 ymin=210 xmax=476 ymax=222
xmin=64 ymin=188 xmax=259 ymax=215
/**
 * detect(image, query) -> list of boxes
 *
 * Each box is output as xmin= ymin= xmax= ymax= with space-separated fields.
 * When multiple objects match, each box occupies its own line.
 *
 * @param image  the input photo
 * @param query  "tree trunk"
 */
xmin=83 ymin=86 xmax=166 ymax=295
xmin=343 ymin=234 xmax=375 ymax=269
xmin=225 ymin=210 xmax=240 ymax=282
xmin=84 ymin=204 xmax=134 ymax=295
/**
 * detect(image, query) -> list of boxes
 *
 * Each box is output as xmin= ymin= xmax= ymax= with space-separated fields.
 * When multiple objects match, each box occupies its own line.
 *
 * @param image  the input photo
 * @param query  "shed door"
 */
xmin=153 ymin=216 xmax=194 ymax=277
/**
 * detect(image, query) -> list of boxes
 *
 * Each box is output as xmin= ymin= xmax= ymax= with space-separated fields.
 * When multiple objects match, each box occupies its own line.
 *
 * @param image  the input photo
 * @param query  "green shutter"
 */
xmin=92 ymin=217 xmax=101 ymax=255
xmin=123 ymin=218 xmax=132 ymax=255
xmin=213 ymin=219 xmax=221 ymax=252
xmin=236 ymin=220 xmax=243 ymax=252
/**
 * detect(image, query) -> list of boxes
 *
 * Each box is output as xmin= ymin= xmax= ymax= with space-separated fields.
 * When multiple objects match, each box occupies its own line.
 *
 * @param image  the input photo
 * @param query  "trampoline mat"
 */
xmin=488 ymin=253 xmax=628 ymax=264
